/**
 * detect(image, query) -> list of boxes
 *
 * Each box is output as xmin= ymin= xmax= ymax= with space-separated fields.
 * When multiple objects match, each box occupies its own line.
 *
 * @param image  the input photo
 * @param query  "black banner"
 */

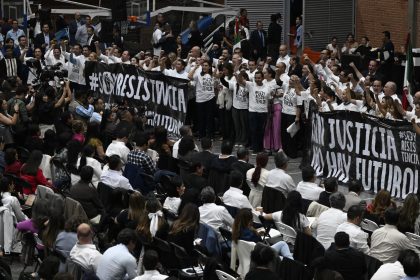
xmin=84 ymin=62 xmax=189 ymax=138
xmin=308 ymin=101 xmax=420 ymax=199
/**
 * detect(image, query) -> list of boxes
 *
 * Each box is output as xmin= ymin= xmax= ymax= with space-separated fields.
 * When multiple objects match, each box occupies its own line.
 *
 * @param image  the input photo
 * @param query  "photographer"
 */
xmin=33 ymin=80 xmax=72 ymax=136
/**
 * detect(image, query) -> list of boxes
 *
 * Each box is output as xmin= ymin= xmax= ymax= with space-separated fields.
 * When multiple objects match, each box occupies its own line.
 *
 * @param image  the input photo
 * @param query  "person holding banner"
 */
xmin=188 ymin=60 xmax=216 ymax=140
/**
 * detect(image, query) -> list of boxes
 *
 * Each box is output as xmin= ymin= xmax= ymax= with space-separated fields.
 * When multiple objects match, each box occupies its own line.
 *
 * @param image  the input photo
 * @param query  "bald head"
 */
xmin=414 ymin=91 xmax=420 ymax=104
xmin=191 ymin=46 xmax=201 ymax=58
xmin=279 ymin=44 xmax=288 ymax=57
xmin=77 ymin=223 xmax=92 ymax=244
xmin=384 ymin=81 xmax=397 ymax=96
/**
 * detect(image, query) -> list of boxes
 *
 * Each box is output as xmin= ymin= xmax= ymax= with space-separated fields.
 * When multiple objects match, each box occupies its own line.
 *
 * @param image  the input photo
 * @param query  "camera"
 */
xmin=31 ymin=62 xmax=68 ymax=85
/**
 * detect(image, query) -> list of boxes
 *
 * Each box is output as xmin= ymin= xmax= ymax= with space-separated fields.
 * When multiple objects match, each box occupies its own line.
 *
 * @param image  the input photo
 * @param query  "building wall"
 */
xmin=356 ymin=0 xmax=420 ymax=49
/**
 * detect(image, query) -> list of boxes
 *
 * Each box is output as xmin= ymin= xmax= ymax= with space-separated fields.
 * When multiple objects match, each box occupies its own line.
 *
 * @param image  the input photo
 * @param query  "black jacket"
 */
xmin=191 ymin=150 xmax=217 ymax=178
xmin=70 ymin=181 xmax=103 ymax=219
xmin=231 ymin=160 xmax=254 ymax=196
xmin=34 ymin=32 xmax=55 ymax=51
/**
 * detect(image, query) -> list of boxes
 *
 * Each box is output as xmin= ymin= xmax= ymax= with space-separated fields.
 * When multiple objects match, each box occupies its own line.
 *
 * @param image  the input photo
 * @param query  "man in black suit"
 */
xmin=34 ymin=23 xmax=54 ymax=52
xmin=68 ymin=12 xmax=84 ymax=45
xmin=314 ymin=232 xmax=367 ymax=280
xmin=191 ymin=137 xmax=217 ymax=179
xmin=86 ymin=26 xmax=100 ymax=52
xmin=28 ymin=11 xmax=42 ymax=40
xmin=250 ymin=21 xmax=267 ymax=60
xmin=231 ymin=147 xmax=254 ymax=196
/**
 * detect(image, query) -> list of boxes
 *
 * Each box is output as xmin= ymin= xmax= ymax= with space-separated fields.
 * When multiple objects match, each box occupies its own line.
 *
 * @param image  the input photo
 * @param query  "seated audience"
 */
xmin=127 ymin=132 xmax=157 ymax=176
xmin=70 ymin=223 xmax=102 ymax=273
xmin=20 ymin=149 xmax=52 ymax=194
xmin=222 ymin=170 xmax=253 ymax=210
xmin=163 ymin=175 xmax=185 ymax=216
xmin=313 ymin=192 xmax=347 ymax=249
xmin=4 ymin=148 xmax=22 ymax=176
xmin=265 ymin=151 xmax=295 ymax=197
xmin=0 ymin=176 xmax=28 ymax=221
xmin=397 ymin=193 xmax=419 ymax=234
xmin=318 ymin=177 xmax=337 ymax=207
xmin=116 ymin=192 xmax=146 ymax=229
xmin=105 ymin=129 xmax=130 ymax=164
xmin=369 ymin=208 xmax=420 ymax=263
xmin=133 ymin=250 xmax=168 ymax=280
xmin=231 ymin=147 xmax=254 ymax=196
xmin=370 ymin=250 xmax=408 ymax=280
xmin=245 ymin=245 xmax=279 ymax=280
xmin=344 ymin=180 xmax=366 ymax=212
xmin=296 ymin=166 xmax=324 ymax=201
xmin=336 ymin=205 xmax=369 ymax=254
xmin=365 ymin=189 xmax=396 ymax=225
xmin=100 ymin=155 xmax=133 ymax=191
xmin=137 ymin=197 xmax=169 ymax=242
xmin=246 ymin=153 xmax=269 ymax=208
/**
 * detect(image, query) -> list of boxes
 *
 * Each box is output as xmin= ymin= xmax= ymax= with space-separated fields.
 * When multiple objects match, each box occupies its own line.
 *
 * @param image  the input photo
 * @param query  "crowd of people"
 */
xmin=0 ymin=6 xmax=418 ymax=280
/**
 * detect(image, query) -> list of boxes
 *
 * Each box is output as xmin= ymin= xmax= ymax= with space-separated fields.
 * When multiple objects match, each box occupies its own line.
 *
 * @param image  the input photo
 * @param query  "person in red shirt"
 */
xmin=4 ymin=148 xmax=22 ymax=176
xmin=20 ymin=150 xmax=52 ymax=195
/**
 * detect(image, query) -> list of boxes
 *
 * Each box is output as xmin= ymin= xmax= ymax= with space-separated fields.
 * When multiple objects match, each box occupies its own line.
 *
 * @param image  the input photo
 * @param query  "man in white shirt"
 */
xmin=222 ymin=170 xmax=253 ymax=210
xmin=296 ymin=166 xmax=324 ymax=201
xmin=61 ymin=41 xmax=86 ymax=86
xmin=100 ymin=155 xmax=133 ymax=191
xmin=6 ymin=20 xmax=25 ymax=47
xmin=133 ymin=250 xmax=168 ymax=280
xmin=276 ymin=44 xmax=290 ymax=73
xmin=344 ymin=180 xmax=366 ymax=211
xmin=370 ymin=250 xmax=408 ymax=280
xmin=313 ymin=192 xmax=347 ymax=249
xmin=96 ymin=229 xmax=138 ymax=280
xmin=75 ymin=16 xmax=93 ymax=46
xmin=378 ymin=81 xmax=401 ymax=104
xmin=335 ymin=89 xmax=360 ymax=112
xmin=370 ymin=208 xmax=420 ymax=263
xmin=105 ymin=130 xmax=130 ymax=164
xmin=336 ymin=205 xmax=369 ymax=254
xmin=70 ymin=223 xmax=102 ymax=272
xmin=172 ymin=125 xmax=198 ymax=158
xmin=199 ymin=187 xmax=234 ymax=233
xmin=246 ymin=59 xmax=258 ymax=82
xmin=152 ymin=24 xmax=163 ymax=57
xmin=265 ymin=151 xmax=296 ymax=197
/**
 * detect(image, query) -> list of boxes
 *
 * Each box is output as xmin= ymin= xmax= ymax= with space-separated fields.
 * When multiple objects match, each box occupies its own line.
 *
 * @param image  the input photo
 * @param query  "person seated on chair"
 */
xmin=245 ymin=244 xmax=279 ymax=280
xmin=133 ymin=250 xmax=168 ymax=280
xmin=168 ymin=203 xmax=200 ymax=255
xmin=105 ymin=129 xmax=130 ymax=164
xmin=265 ymin=151 xmax=295 ymax=197
xmin=231 ymin=147 xmax=254 ymax=196
xmin=199 ymin=186 xmax=234 ymax=234
xmin=137 ymin=197 xmax=169 ymax=243
xmin=317 ymin=177 xmax=338 ymax=207
xmin=127 ymin=132 xmax=157 ymax=176
xmin=222 ymin=170 xmax=253 ymax=210
xmin=313 ymin=232 xmax=367 ymax=280
xmin=369 ymin=208 xmax=420 ymax=264
xmin=115 ymin=192 xmax=146 ymax=229
xmin=370 ymin=249 xmax=408 ymax=280
xmin=264 ymin=190 xmax=311 ymax=244
xmin=100 ymin=155 xmax=133 ymax=191
xmin=208 ymin=140 xmax=238 ymax=192
xmin=20 ymin=150 xmax=52 ymax=195
xmin=163 ymin=175 xmax=185 ymax=216
xmin=0 ymin=176 xmax=28 ymax=222
xmin=96 ymin=229 xmax=138 ymax=280
xmin=191 ymin=137 xmax=217 ymax=178
xmin=233 ymin=208 xmax=294 ymax=259
xmin=69 ymin=166 xmax=103 ymax=222
xmin=70 ymin=223 xmax=102 ymax=273
xmin=336 ymin=205 xmax=369 ymax=254
xmin=312 ymin=192 xmax=347 ymax=249
xmin=296 ymin=166 xmax=324 ymax=201
xmin=343 ymin=180 xmax=367 ymax=212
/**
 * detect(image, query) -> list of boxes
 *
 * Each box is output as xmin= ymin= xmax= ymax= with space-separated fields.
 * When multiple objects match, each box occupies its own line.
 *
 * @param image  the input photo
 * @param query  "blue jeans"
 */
xmin=271 ymin=241 xmax=294 ymax=259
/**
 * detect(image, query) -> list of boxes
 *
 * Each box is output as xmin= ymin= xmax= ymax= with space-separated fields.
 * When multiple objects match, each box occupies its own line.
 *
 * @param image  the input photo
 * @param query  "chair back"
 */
xmin=65 ymin=259 xmax=86 ymax=280
xmin=234 ymin=240 xmax=255 ymax=279
xmin=36 ymin=185 xmax=54 ymax=200
xmin=207 ymin=168 xmax=230 ymax=195
xmin=405 ymin=232 xmax=420 ymax=248
xmin=153 ymin=237 xmax=179 ymax=271
xmin=261 ymin=187 xmax=286 ymax=213
xmin=97 ymin=182 xmax=129 ymax=216
xmin=301 ymin=198 xmax=313 ymax=214
xmin=360 ymin=219 xmax=379 ymax=233
xmin=224 ymin=204 xmax=239 ymax=218
xmin=170 ymin=242 xmax=195 ymax=269
xmin=122 ymin=163 xmax=156 ymax=194
xmin=274 ymin=221 xmax=297 ymax=242
xmin=215 ymin=270 xmax=237 ymax=280
xmin=198 ymin=223 xmax=222 ymax=256
xmin=157 ymin=154 xmax=180 ymax=174
xmin=258 ymin=215 xmax=276 ymax=240
xmin=64 ymin=196 xmax=88 ymax=221
xmin=40 ymin=154 xmax=52 ymax=180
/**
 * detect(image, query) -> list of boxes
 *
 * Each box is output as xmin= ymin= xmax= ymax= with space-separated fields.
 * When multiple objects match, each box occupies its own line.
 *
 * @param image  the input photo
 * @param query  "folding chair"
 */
xmin=215 ymin=269 xmax=237 ymax=280
xmin=406 ymin=232 xmax=420 ymax=248
xmin=258 ymin=215 xmax=275 ymax=240
xmin=170 ymin=242 xmax=203 ymax=279
xmin=360 ymin=219 xmax=379 ymax=233
xmin=274 ymin=221 xmax=297 ymax=245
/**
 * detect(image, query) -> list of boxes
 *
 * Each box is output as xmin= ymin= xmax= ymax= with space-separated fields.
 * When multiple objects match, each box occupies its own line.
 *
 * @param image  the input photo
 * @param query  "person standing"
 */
xmin=250 ymin=21 xmax=267 ymax=60
xmin=267 ymin=13 xmax=282 ymax=61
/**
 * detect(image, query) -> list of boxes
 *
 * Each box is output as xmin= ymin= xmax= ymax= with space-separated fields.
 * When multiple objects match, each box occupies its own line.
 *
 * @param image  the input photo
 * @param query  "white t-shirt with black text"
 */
xmin=246 ymin=82 xmax=271 ymax=113
xmin=282 ymin=88 xmax=298 ymax=115
xmin=193 ymin=72 xmax=215 ymax=103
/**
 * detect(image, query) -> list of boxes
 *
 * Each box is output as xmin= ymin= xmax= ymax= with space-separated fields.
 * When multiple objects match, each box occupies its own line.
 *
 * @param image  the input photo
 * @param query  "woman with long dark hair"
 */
xmin=365 ymin=189 xmax=396 ymax=225
xmin=20 ymin=150 xmax=52 ymax=194
xmin=397 ymin=194 xmax=419 ymax=234
xmin=137 ymin=197 xmax=169 ymax=242
xmin=168 ymin=203 xmax=200 ymax=254
xmin=163 ymin=175 xmax=186 ymax=216
xmin=246 ymin=153 xmax=269 ymax=208
xmin=264 ymin=191 xmax=311 ymax=243
xmin=4 ymin=147 xmax=22 ymax=176
xmin=232 ymin=208 xmax=293 ymax=259
xmin=71 ymin=145 xmax=102 ymax=187
xmin=0 ymin=98 xmax=20 ymax=145
xmin=188 ymin=59 xmax=216 ymax=139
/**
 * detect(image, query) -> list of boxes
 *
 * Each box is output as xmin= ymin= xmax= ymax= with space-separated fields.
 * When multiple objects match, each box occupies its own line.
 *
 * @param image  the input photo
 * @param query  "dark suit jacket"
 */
xmin=319 ymin=247 xmax=367 ymax=280
xmin=191 ymin=150 xmax=217 ymax=178
xmin=231 ymin=160 xmax=254 ymax=196
xmin=250 ymin=29 xmax=267 ymax=58
xmin=87 ymin=35 xmax=101 ymax=52
xmin=28 ymin=18 xmax=41 ymax=39
xmin=69 ymin=181 xmax=103 ymax=219
xmin=34 ymin=32 xmax=55 ymax=51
